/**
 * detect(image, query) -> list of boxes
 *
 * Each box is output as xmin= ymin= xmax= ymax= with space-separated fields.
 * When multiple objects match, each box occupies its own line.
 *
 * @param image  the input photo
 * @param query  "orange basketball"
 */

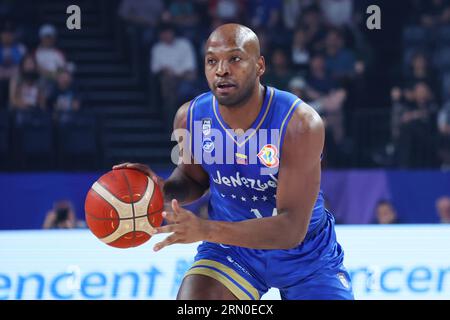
xmin=84 ymin=169 xmax=164 ymax=248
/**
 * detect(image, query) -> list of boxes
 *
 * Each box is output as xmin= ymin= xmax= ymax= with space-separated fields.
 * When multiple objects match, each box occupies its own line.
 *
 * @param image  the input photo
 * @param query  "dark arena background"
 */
xmin=1 ymin=0 xmax=450 ymax=301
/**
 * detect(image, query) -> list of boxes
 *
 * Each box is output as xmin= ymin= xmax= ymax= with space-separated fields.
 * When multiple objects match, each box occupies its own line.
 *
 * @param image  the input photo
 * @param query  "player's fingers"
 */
xmin=112 ymin=162 xmax=130 ymax=170
xmin=151 ymin=224 xmax=177 ymax=234
xmin=162 ymin=211 xmax=177 ymax=224
xmin=135 ymin=164 xmax=155 ymax=175
xmin=171 ymin=199 xmax=182 ymax=216
xmin=112 ymin=163 xmax=163 ymax=188
xmin=126 ymin=163 xmax=155 ymax=176
xmin=151 ymin=175 xmax=165 ymax=189
xmin=153 ymin=235 xmax=178 ymax=252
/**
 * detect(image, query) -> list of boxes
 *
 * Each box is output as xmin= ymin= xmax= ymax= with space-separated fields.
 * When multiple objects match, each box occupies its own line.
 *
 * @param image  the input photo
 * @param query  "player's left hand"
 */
xmin=150 ymin=199 xmax=208 ymax=252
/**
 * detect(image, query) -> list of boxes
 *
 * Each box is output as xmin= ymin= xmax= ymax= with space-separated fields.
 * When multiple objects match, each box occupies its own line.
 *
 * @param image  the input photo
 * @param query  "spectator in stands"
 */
xmin=298 ymin=5 xmax=327 ymax=53
xmin=0 ymin=22 xmax=26 ymax=108
xmin=319 ymin=0 xmax=354 ymax=28
xmin=289 ymin=77 xmax=309 ymax=101
xmin=35 ymin=24 xmax=66 ymax=81
xmin=9 ymin=54 xmax=45 ymax=111
xmin=168 ymin=0 xmax=199 ymax=37
xmin=47 ymin=68 xmax=80 ymax=113
xmin=306 ymin=54 xmax=347 ymax=147
xmin=391 ymin=81 xmax=438 ymax=168
xmin=208 ymin=0 xmax=243 ymax=23
xmin=436 ymin=196 xmax=450 ymax=223
xmin=118 ymin=0 xmax=165 ymax=46
xmin=404 ymin=52 xmax=439 ymax=101
xmin=307 ymin=54 xmax=338 ymax=96
xmin=282 ymin=0 xmax=315 ymax=30
xmin=374 ymin=200 xmax=400 ymax=224
xmin=420 ymin=0 xmax=450 ymax=27
xmin=150 ymin=23 xmax=197 ymax=131
xmin=324 ymin=28 xmax=357 ymax=80
xmin=437 ymin=94 xmax=450 ymax=168
xmin=291 ymin=28 xmax=311 ymax=73
xmin=247 ymin=0 xmax=282 ymax=30
xmin=263 ymin=48 xmax=294 ymax=91
xmin=43 ymin=200 xmax=85 ymax=229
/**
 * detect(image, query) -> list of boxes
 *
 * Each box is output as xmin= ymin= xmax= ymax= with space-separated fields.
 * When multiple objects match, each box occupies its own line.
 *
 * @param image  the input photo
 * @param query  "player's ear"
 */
xmin=257 ymin=56 xmax=265 ymax=77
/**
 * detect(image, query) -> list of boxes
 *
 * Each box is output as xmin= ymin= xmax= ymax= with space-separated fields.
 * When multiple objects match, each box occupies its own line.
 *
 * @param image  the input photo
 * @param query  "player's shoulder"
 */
xmin=283 ymin=96 xmax=324 ymax=145
xmin=271 ymin=86 xmax=302 ymax=110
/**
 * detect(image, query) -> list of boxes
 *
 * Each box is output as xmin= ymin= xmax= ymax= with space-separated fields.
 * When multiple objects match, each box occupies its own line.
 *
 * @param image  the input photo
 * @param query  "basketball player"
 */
xmin=114 ymin=24 xmax=354 ymax=300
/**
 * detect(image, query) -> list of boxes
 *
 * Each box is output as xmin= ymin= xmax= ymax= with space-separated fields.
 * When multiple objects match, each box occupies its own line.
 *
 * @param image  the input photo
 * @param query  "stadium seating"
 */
xmin=11 ymin=110 xmax=54 ymax=170
xmin=55 ymin=111 xmax=98 ymax=170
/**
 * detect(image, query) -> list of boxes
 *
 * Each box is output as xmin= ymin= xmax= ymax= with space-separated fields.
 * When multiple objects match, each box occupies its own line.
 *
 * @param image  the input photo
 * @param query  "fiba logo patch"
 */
xmin=257 ymin=144 xmax=279 ymax=168
xmin=202 ymin=138 xmax=215 ymax=153
xmin=337 ymin=272 xmax=350 ymax=289
xmin=202 ymin=118 xmax=212 ymax=136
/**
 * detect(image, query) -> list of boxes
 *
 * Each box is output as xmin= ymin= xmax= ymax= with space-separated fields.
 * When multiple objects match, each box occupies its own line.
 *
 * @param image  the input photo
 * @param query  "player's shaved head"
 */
xmin=206 ymin=24 xmax=261 ymax=60
xmin=204 ymin=24 xmax=265 ymax=107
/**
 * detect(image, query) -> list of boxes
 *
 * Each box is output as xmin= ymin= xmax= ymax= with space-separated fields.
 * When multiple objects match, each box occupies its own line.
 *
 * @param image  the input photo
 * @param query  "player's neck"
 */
xmin=218 ymin=84 xmax=265 ymax=132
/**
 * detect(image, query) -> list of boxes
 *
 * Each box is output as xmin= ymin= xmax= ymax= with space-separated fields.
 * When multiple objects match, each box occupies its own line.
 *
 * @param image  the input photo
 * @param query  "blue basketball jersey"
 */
xmin=186 ymin=86 xmax=325 ymax=236
xmin=183 ymin=86 xmax=354 ymax=299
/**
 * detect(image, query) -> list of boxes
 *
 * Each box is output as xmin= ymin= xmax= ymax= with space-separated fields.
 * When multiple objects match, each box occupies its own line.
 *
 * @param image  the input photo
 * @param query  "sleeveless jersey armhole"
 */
xmin=277 ymin=98 xmax=303 ymax=159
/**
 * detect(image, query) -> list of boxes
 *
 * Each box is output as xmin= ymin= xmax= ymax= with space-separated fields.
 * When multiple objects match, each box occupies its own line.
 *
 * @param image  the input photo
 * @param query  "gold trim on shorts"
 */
xmin=185 ymin=259 xmax=260 ymax=300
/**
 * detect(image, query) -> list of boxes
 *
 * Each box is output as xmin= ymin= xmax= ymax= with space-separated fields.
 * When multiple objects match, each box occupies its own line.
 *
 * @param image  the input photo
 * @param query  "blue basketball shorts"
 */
xmin=184 ymin=211 xmax=354 ymax=300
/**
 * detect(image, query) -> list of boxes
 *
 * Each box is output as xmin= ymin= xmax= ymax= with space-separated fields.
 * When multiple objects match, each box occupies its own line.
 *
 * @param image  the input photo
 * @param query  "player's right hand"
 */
xmin=112 ymin=162 xmax=165 ymax=190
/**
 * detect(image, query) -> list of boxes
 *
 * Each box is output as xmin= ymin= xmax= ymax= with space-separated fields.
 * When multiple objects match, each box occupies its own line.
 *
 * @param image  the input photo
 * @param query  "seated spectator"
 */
xmin=150 ymin=23 xmax=197 ymax=131
xmin=35 ymin=24 xmax=66 ymax=81
xmin=291 ymin=28 xmax=310 ymax=73
xmin=319 ymin=0 xmax=354 ymax=28
xmin=420 ymin=0 xmax=450 ymax=27
xmin=306 ymin=54 xmax=347 ymax=145
xmin=374 ymin=200 xmax=400 ymax=224
xmin=436 ymin=196 xmax=450 ymax=223
xmin=282 ymin=0 xmax=314 ymax=30
xmin=208 ymin=0 xmax=244 ymax=23
xmin=43 ymin=200 xmax=85 ymax=229
xmin=391 ymin=82 xmax=438 ymax=168
xmin=289 ymin=77 xmax=309 ymax=101
xmin=263 ymin=48 xmax=294 ymax=91
xmin=9 ymin=54 xmax=45 ymax=111
xmin=401 ymin=52 xmax=439 ymax=102
xmin=289 ymin=75 xmax=346 ymax=117
xmin=168 ymin=0 xmax=199 ymax=36
xmin=118 ymin=0 xmax=165 ymax=46
xmin=437 ymin=94 xmax=450 ymax=168
xmin=47 ymin=68 xmax=80 ymax=113
xmin=306 ymin=54 xmax=338 ymax=96
xmin=247 ymin=0 xmax=282 ymax=35
xmin=324 ymin=27 xmax=357 ymax=80
xmin=299 ymin=5 xmax=327 ymax=53
xmin=0 ymin=22 xmax=26 ymax=107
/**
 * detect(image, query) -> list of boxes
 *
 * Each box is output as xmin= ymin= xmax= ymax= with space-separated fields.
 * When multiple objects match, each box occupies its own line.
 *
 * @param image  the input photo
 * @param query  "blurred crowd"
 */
xmin=42 ymin=194 xmax=450 ymax=229
xmin=117 ymin=0 xmax=450 ymax=169
xmin=0 ymin=21 xmax=80 ymax=116
xmin=372 ymin=195 xmax=450 ymax=225
xmin=2 ymin=0 xmax=450 ymax=169
xmin=119 ymin=0 xmax=370 ymax=167
xmin=390 ymin=0 xmax=450 ymax=169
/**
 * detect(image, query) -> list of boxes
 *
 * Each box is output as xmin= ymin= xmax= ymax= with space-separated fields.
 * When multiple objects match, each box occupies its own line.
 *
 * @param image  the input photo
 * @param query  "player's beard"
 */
xmin=213 ymin=77 xmax=256 ymax=108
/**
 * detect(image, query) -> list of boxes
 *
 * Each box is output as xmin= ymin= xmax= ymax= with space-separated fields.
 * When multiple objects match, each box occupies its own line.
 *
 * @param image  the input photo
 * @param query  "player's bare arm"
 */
xmin=113 ymin=101 xmax=210 ymax=206
xmin=153 ymin=103 xmax=325 ymax=251
xmin=161 ymin=101 xmax=210 ymax=204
